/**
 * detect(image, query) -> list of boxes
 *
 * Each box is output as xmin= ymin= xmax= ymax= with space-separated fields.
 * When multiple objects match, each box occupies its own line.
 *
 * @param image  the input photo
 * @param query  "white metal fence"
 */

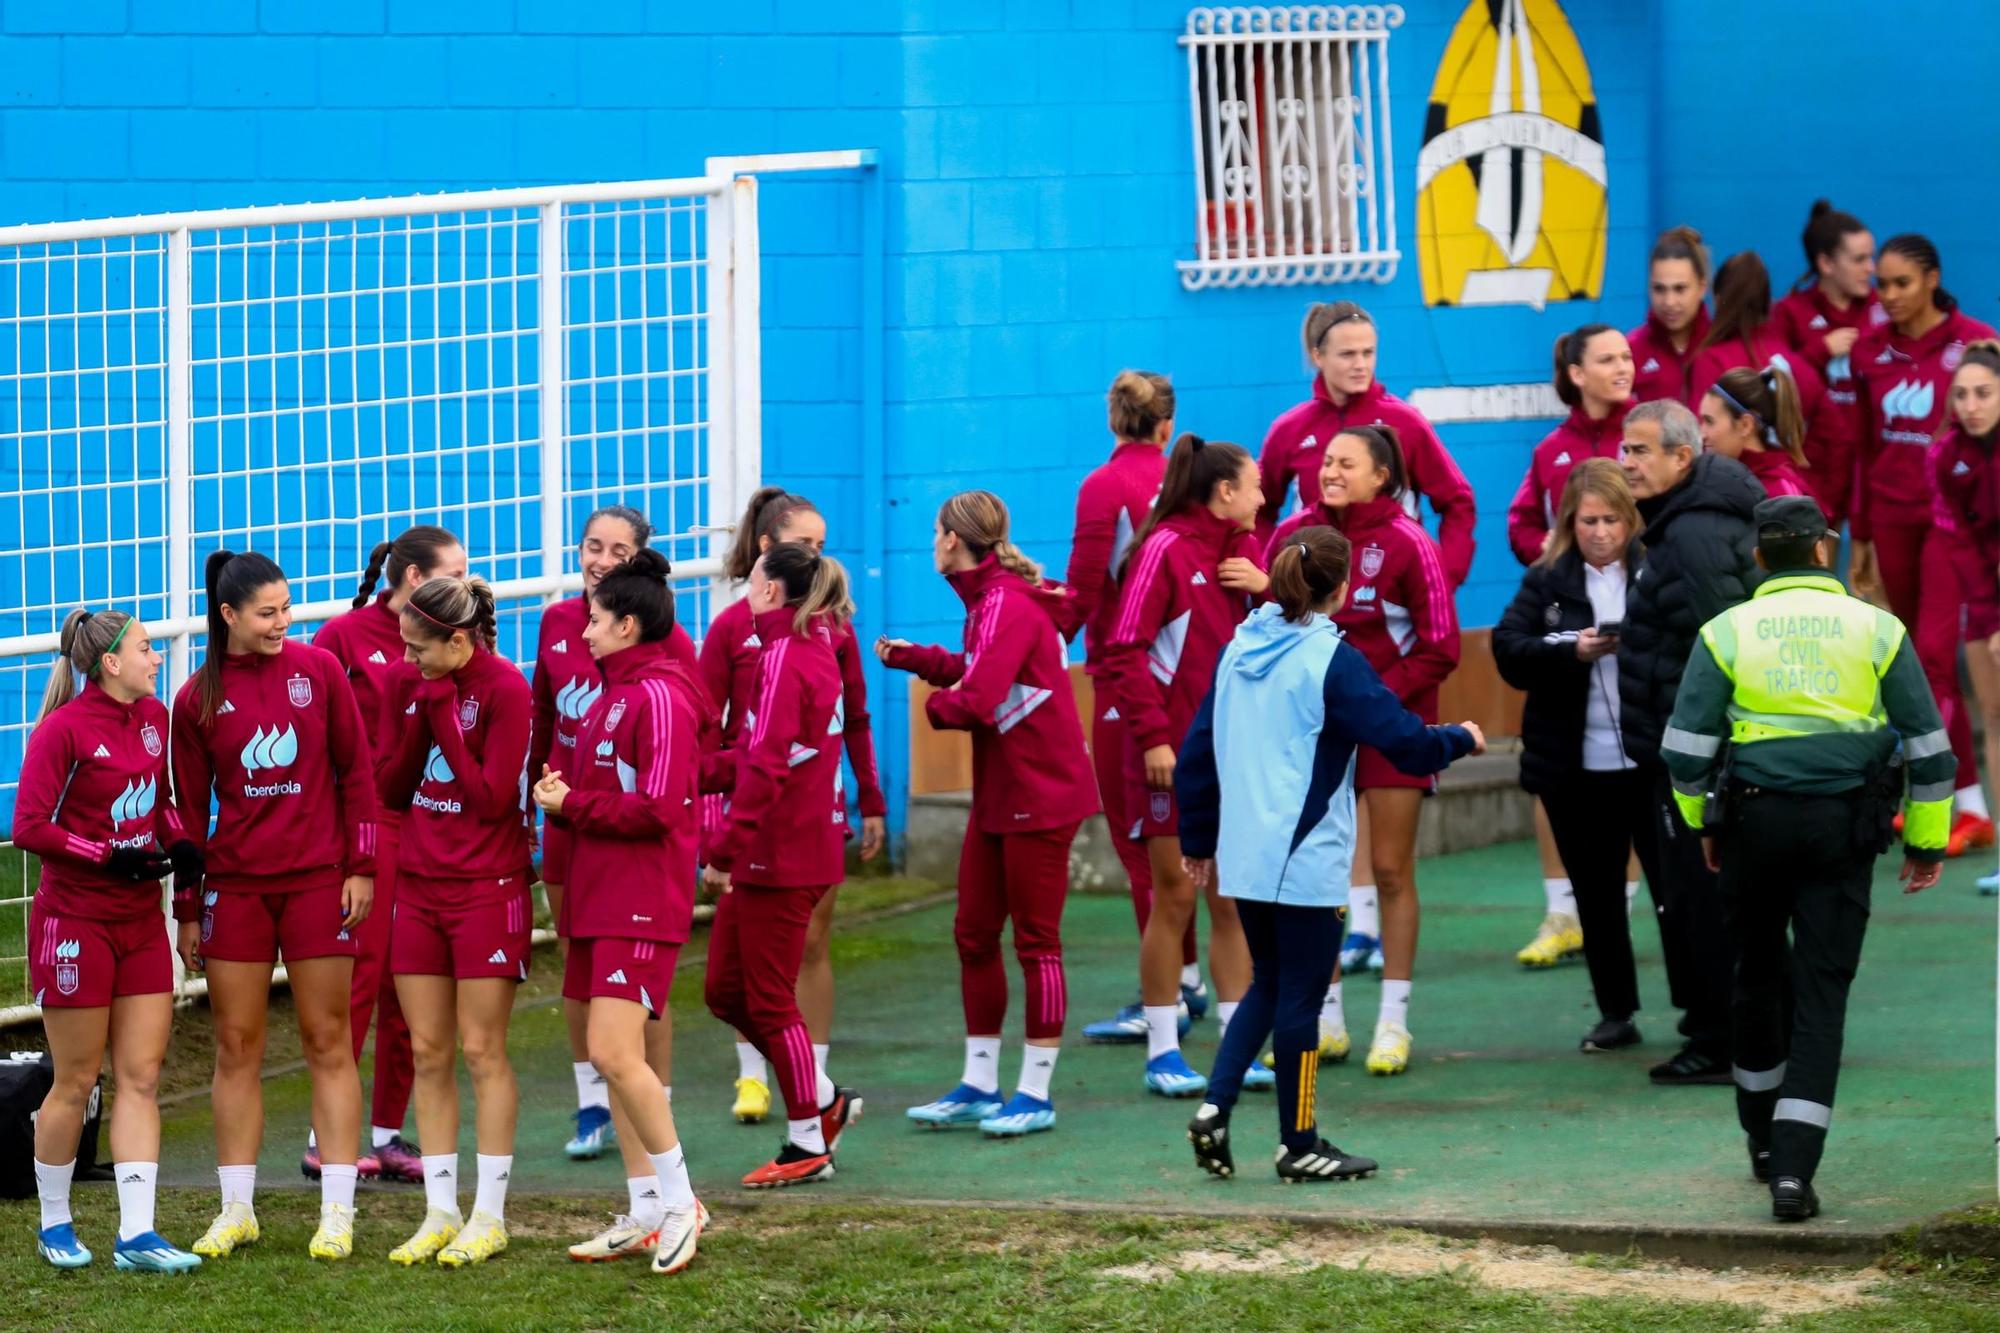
xmin=0 ymin=173 xmax=769 ymax=1019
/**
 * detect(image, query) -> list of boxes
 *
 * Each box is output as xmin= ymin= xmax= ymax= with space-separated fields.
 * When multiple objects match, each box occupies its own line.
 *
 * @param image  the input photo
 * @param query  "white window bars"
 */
xmin=0 ymin=174 xmax=767 ymax=1018
xmin=1179 ymin=5 xmax=1404 ymax=290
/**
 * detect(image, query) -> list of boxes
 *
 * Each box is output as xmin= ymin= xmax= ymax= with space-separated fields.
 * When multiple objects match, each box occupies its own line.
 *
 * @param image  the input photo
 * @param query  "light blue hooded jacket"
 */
xmin=1175 ymin=602 xmax=1473 ymax=907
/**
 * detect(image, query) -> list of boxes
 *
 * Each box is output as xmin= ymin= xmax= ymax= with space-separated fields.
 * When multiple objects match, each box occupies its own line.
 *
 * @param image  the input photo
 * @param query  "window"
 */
xmin=1179 ymin=5 xmax=1403 ymax=290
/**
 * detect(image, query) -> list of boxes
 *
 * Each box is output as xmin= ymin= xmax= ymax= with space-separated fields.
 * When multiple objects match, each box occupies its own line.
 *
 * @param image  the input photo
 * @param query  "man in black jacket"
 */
xmin=1618 ymin=399 xmax=1765 ymax=1085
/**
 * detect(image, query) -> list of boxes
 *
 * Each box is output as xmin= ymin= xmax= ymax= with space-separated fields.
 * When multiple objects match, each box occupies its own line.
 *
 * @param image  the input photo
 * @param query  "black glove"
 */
xmin=103 ymin=845 xmax=172 ymax=882
xmin=167 ymin=839 xmax=204 ymax=890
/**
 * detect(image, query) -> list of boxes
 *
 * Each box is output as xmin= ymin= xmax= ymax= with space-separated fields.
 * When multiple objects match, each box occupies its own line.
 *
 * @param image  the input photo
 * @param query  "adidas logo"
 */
xmin=1190 ymin=571 xmax=1207 ymax=586
xmin=606 ymin=968 xmax=629 ymax=984
xmin=639 ymin=1188 xmax=659 ymax=1199
xmin=93 ymin=744 xmax=111 ymax=758
xmin=433 ymin=1169 xmax=452 ymax=1179
xmin=218 ymin=700 xmax=236 ymax=714
xmin=1809 ymin=314 xmax=1828 ymax=329
xmin=551 ymin=640 xmax=567 ymax=653
xmin=1641 ymin=356 xmax=1659 ymax=373
xmin=1102 ymin=706 xmax=1120 ymax=721
xmin=1955 ymin=460 xmax=1974 ymax=476
xmin=973 ymin=1050 xmax=992 ymax=1059
xmin=1552 ymin=451 xmax=1570 ymax=466
xmin=367 ymin=650 xmax=388 ymax=665
xmin=120 ymin=1172 xmax=144 ymax=1183
xmin=744 ymin=633 xmax=761 ymax=648
xmin=405 ymin=702 xmax=417 ymax=715
xmin=487 ymin=949 xmax=508 ymax=964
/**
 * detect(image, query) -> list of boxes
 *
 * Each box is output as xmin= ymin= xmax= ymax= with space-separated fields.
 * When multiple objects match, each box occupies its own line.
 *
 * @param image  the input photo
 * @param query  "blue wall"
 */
xmin=3 ymin=0 xmax=1995 ymax=832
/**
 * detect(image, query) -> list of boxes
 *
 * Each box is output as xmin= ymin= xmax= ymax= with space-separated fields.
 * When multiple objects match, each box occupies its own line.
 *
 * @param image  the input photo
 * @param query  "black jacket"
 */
xmin=1493 ymin=547 xmax=1639 ymax=794
xmin=1617 ymin=452 xmax=1765 ymax=765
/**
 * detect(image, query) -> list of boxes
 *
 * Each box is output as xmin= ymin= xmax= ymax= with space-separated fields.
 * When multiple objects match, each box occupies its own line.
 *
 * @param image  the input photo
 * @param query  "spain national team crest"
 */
xmin=605 ymin=701 xmax=627 ymax=732
xmin=1359 ymin=546 xmax=1386 ymax=580
xmin=140 ymin=723 xmax=162 ymax=757
xmin=1944 ymin=341 xmax=1966 ymax=372
xmin=1149 ymin=792 xmax=1172 ymax=825
xmin=53 ymin=939 xmax=79 ymax=996
xmin=287 ymin=676 xmax=313 ymax=708
xmin=1416 ymin=0 xmax=1607 ymax=309
xmin=459 ymin=698 xmax=480 ymax=731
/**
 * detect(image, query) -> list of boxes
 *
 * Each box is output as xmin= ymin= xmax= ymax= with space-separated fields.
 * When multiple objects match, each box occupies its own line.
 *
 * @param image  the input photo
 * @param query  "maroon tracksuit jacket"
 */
xmin=1771 ymin=287 xmax=1889 ymax=527
xmin=529 ymin=594 xmax=698 ymax=785
xmin=1851 ymin=309 xmax=2000 ymax=542
xmin=1068 ymin=439 xmax=1169 ymax=669
xmin=1505 ymin=401 xmax=1631 ymax=565
xmin=313 ymin=591 xmax=417 ymax=825
xmin=1628 ymin=306 xmax=1711 ymax=407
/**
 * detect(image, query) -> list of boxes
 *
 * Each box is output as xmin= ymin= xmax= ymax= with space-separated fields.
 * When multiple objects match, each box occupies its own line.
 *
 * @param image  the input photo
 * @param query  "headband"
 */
xmin=406 ymin=598 xmax=463 ymax=634
xmin=1710 ymin=381 xmax=1778 ymax=446
xmin=83 ymin=614 xmax=131 ymax=678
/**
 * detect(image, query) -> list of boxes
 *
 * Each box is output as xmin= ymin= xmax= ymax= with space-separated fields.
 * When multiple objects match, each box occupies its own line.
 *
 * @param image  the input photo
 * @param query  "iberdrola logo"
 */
xmin=239 ymin=724 xmax=298 ymax=773
xmin=109 ymin=776 xmax=156 ymax=827
xmin=555 ymin=677 xmax=601 ymax=722
xmin=1416 ymin=0 xmax=1607 ymax=309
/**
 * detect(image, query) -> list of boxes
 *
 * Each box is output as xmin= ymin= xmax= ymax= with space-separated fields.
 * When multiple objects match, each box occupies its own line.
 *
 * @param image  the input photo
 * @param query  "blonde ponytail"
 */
xmin=937 ymin=489 xmax=1044 ymax=585
xmin=39 ymin=608 xmax=132 ymax=725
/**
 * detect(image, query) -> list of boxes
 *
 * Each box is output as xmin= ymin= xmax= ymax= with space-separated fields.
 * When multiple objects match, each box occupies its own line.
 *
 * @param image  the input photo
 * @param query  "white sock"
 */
xmin=1956 ymin=784 xmax=1990 ymax=820
xmin=573 ymin=1061 xmax=609 ymax=1112
xmin=421 ymin=1153 xmax=458 ymax=1216
xmin=1543 ymin=877 xmax=1576 ymax=916
xmin=1378 ymin=979 xmax=1412 ymax=1031
xmin=372 ymin=1125 xmax=399 ymax=1148
xmin=307 ymin=1129 xmax=317 ymax=1150
xmin=628 ymin=1175 xmax=663 ymax=1228
xmin=962 ymin=1035 xmax=1002 ymax=1094
xmin=1321 ymin=982 xmax=1345 ymax=1031
xmin=1018 ymin=1045 xmax=1058 ymax=1102
xmin=1179 ymin=962 xmax=1203 ymax=990
xmin=787 ymin=1115 xmax=827 ymax=1154
xmin=320 ymin=1163 xmax=358 ymax=1212
xmin=1347 ymin=886 xmax=1380 ymax=939
xmin=815 ymin=1069 xmax=837 ymax=1107
xmin=812 ymin=1042 xmax=831 ymax=1084
xmin=735 ymin=1042 xmax=766 ymax=1084
xmin=115 ymin=1161 xmax=159 ymax=1241
xmin=1143 ymin=1004 xmax=1181 ymax=1060
xmin=35 ymin=1157 xmax=74 ymax=1231
xmin=650 ymin=1144 xmax=695 ymax=1212
xmin=1216 ymin=1000 xmax=1239 ymax=1044
xmin=217 ymin=1164 xmax=256 ymax=1210
xmin=1626 ymin=880 xmax=1639 ymax=910
xmin=473 ymin=1153 xmax=512 ymax=1222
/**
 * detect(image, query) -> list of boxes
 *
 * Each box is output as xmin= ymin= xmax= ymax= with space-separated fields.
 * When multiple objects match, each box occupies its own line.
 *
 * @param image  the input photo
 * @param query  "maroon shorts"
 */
xmin=1353 ymin=745 xmax=1439 ymax=794
xmin=392 ymin=876 xmax=532 ymax=981
xmin=201 ymin=885 xmax=359 ymax=965
xmin=1121 ymin=736 xmax=1180 ymax=840
xmin=562 ymin=936 xmax=680 ymax=1018
xmin=540 ymin=820 xmax=575 ymax=888
xmin=29 ymin=906 xmax=172 ymax=1008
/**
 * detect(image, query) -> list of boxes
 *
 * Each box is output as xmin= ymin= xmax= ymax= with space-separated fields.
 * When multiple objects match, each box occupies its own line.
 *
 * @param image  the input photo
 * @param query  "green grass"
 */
xmin=1 ymin=850 xmax=33 ymax=1007
xmin=4 ymin=1191 xmax=2000 ymax=1331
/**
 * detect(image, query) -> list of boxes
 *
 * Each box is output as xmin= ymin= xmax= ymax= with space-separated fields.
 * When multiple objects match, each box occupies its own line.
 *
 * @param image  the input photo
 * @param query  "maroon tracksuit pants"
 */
xmin=705 ymin=881 xmax=828 ymax=1121
xmin=956 ymin=821 xmax=1079 ymax=1039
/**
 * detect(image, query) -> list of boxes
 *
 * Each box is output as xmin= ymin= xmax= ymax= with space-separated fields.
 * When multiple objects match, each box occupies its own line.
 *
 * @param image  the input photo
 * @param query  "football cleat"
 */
xmin=819 ymin=1087 xmax=863 ymax=1155
xmin=906 ymin=1082 xmax=1005 ymax=1128
xmin=1338 ymin=932 xmax=1383 ymax=974
xmin=192 ymin=1202 xmax=259 ymax=1258
xmin=732 ymin=1077 xmax=772 ymax=1125
xmin=742 ymin=1142 xmax=835 ymax=1189
xmin=1188 ymin=1104 xmax=1233 ymax=1179
xmin=1948 ymin=813 xmax=1995 ymax=859
xmin=37 ymin=1222 xmax=92 ymax=1269
xmin=388 ymin=1207 xmax=461 ymax=1266
xmin=1318 ymin=1019 xmax=1352 ymax=1062
xmin=1978 ymin=870 xmax=1999 ymax=896
xmin=1082 ymin=999 xmax=1190 ymax=1044
xmin=1515 ymin=912 xmax=1584 ymax=968
xmin=1275 ymin=1139 xmax=1378 ymax=1183
xmin=1240 ymin=1062 xmax=1275 ymax=1091
xmin=301 ymin=1143 xmax=322 ymax=1181
xmin=307 ymin=1202 xmax=354 ymax=1260
xmin=435 ymin=1210 xmax=508 ymax=1267
xmin=649 ymin=1202 xmax=707 ymax=1275
xmin=978 ymin=1091 xmax=1056 ymax=1138
xmin=374 ymin=1135 xmax=423 ymax=1184
xmin=1144 ymin=1050 xmax=1209 ymax=1098
xmin=1365 ymin=1022 xmax=1412 ymax=1076
xmin=112 ymin=1230 xmax=202 ymax=1274
xmin=569 ymin=1216 xmax=660 ymax=1262
xmin=566 ymin=1105 xmax=615 ymax=1159
xmin=1180 ymin=979 xmax=1211 ymax=1021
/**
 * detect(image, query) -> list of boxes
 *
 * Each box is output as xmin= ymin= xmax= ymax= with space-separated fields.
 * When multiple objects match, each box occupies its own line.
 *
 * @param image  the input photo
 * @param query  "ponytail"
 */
xmin=937 ymin=489 xmax=1043 ymax=585
xmin=38 ymin=607 xmax=134 ymax=725
xmin=724 ymin=486 xmax=820 ymax=581
xmin=1122 ymin=433 xmax=1254 ymax=578
xmin=1267 ymin=527 xmax=1351 ymax=623
xmin=1338 ymin=425 xmax=1408 ymax=500
xmin=1107 ymin=369 xmax=1175 ymax=441
xmin=1702 ymin=251 xmax=1771 ymax=353
xmin=199 ymin=549 xmax=286 ymax=724
xmin=591 ymin=548 xmax=678 ymax=641
xmin=1711 ymin=364 xmax=1809 ymax=469
xmin=352 ymin=523 xmax=461 ymax=608
xmin=1798 ymin=199 xmax=1867 ymax=291
xmin=1880 ymin=233 xmax=1956 ymax=313
xmin=760 ymin=541 xmax=852 ymax=636
xmin=1553 ymin=323 xmax=1617 ymax=409
xmin=404 ymin=574 xmax=499 ymax=651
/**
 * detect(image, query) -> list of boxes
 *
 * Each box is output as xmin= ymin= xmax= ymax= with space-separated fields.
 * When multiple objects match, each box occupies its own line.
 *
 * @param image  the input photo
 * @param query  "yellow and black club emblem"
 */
xmin=1417 ymin=0 xmax=1608 ymax=309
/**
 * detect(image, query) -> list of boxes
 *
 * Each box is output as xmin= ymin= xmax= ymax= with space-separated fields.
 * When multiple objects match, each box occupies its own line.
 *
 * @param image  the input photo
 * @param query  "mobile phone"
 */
xmin=1596 ymin=620 xmax=1622 ymax=636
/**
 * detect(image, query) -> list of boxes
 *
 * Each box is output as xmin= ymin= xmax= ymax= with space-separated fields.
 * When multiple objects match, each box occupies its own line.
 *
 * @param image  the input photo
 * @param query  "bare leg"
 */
xmin=288 ymin=956 xmax=361 ymax=1167
xmin=205 ymin=959 xmax=275 ymax=1166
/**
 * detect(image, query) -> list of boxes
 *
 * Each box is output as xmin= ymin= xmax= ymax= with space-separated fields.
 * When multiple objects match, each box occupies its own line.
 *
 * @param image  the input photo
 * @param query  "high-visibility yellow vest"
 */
xmin=1698 ymin=573 xmax=1902 ymax=749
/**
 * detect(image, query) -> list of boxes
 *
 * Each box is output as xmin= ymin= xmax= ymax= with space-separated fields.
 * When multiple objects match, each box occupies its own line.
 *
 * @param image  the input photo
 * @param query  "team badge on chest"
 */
xmin=605 ymin=701 xmax=627 ymax=731
xmin=459 ymin=697 xmax=480 ymax=731
xmin=1359 ymin=546 xmax=1386 ymax=580
xmin=140 ymin=723 xmax=163 ymax=756
xmin=287 ymin=676 xmax=313 ymax=708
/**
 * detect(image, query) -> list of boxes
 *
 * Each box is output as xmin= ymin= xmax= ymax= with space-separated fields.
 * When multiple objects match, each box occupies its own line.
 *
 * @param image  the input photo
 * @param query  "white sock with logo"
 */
xmin=1017 ymin=1045 xmax=1058 ymax=1102
xmin=217 ymin=1164 xmax=256 ymax=1210
xmin=651 ymin=1145 xmax=695 ymax=1214
xmin=115 ymin=1161 xmax=158 ymax=1241
xmin=35 ymin=1157 xmax=74 ymax=1231
xmin=1543 ymin=877 xmax=1576 ymax=916
xmin=1347 ymin=886 xmax=1380 ymax=939
xmin=627 ymin=1175 xmax=664 ymax=1229
xmin=1321 ymin=982 xmax=1345 ymax=1031
xmin=735 ymin=1042 xmax=766 ymax=1084
xmin=421 ymin=1153 xmax=458 ymax=1217
xmin=574 ymin=1061 xmax=610 ymax=1112
xmin=1378 ymin=979 xmax=1412 ymax=1032
xmin=962 ymin=1036 xmax=1002 ymax=1094
xmin=1143 ymin=1005 xmax=1181 ymax=1060
xmin=473 ymin=1153 xmax=512 ymax=1222
xmin=787 ymin=1116 xmax=827 ymax=1155
xmin=320 ymin=1162 xmax=358 ymax=1212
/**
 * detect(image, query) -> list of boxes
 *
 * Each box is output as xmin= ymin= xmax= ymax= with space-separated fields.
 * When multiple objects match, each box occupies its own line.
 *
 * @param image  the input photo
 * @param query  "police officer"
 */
xmin=1660 ymin=495 xmax=1949 ymax=1222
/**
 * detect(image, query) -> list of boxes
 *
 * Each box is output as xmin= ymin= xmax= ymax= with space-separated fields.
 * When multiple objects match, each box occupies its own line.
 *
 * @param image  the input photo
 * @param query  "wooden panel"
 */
xmin=908 ymin=635 xmax=1521 ymax=796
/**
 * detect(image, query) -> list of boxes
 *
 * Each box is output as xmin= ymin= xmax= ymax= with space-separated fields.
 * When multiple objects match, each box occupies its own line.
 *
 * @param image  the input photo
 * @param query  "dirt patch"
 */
xmin=1102 ymin=1231 xmax=1886 ymax=1323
